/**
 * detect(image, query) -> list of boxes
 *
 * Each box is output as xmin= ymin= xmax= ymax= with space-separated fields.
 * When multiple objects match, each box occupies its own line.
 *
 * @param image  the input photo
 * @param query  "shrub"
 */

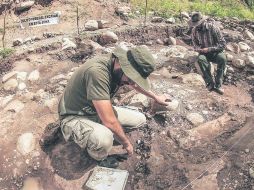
xmin=130 ymin=0 xmax=254 ymax=20
xmin=0 ymin=48 xmax=15 ymax=58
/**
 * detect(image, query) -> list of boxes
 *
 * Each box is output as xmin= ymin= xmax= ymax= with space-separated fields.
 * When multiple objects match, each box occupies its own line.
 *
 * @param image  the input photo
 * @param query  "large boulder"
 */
xmin=172 ymin=114 xmax=231 ymax=149
xmin=99 ymin=31 xmax=118 ymax=45
xmin=84 ymin=20 xmax=99 ymax=31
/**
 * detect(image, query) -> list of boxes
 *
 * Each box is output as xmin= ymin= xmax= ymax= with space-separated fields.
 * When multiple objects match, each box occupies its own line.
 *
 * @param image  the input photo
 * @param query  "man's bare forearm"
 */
xmin=104 ymin=119 xmax=130 ymax=146
xmin=132 ymin=84 xmax=156 ymax=99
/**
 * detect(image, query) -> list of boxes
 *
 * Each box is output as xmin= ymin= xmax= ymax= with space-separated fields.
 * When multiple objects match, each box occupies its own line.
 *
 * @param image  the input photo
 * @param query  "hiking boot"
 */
xmin=206 ymin=82 xmax=214 ymax=91
xmin=213 ymin=87 xmax=224 ymax=95
xmin=39 ymin=122 xmax=62 ymax=152
xmin=98 ymin=156 xmax=119 ymax=168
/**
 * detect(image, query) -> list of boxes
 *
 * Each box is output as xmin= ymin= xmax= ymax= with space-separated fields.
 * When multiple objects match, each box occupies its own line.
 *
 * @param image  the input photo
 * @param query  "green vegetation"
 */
xmin=0 ymin=48 xmax=15 ymax=58
xmin=130 ymin=0 xmax=254 ymax=20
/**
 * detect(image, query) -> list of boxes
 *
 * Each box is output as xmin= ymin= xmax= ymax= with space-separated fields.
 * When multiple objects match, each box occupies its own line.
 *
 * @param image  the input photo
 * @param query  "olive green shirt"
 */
xmin=58 ymin=55 xmax=118 ymax=121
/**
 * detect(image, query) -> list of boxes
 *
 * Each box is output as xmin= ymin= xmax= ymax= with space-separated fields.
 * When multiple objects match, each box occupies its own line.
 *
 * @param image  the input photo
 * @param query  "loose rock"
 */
xmin=239 ymin=42 xmax=251 ymax=52
xmin=13 ymin=38 xmax=23 ymax=46
xmin=232 ymin=59 xmax=245 ymax=68
xmin=3 ymin=79 xmax=18 ymax=91
xmin=28 ymin=70 xmax=40 ymax=81
xmin=17 ymin=133 xmax=36 ymax=156
xmin=186 ymin=113 xmax=205 ymax=126
xmin=2 ymin=71 xmax=17 ymax=83
xmin=16 ymin=1 xmax=35 ymax=11
xmin=99 ymin=31 xmax=118 ymax=45
xmin=4 ymin=100 xmax=24 ymax=113
xmin=179 ymin=73 xmax=205 ymax=86
xmin=84 ymin=20 xmax=99 ymax=31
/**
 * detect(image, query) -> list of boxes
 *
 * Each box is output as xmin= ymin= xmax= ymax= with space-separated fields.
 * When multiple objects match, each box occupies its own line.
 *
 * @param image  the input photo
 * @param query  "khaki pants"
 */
xmin=60 ymin=106 xmax=146 ymax=160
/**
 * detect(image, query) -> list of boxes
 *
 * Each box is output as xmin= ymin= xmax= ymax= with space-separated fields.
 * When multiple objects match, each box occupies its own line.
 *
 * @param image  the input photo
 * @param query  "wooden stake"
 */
xmin=2 ymin=6 xmax=7 ymax=48
xmin=76 ymin=6 xmax=80 ymax=35
xmin=144 ymin=0 xmax=148 ymax=26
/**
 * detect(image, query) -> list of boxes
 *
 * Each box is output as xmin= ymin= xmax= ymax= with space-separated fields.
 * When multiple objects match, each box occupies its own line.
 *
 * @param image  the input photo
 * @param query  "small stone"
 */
xmin=28 ymin=70 xmax=40 ymax=81
xmin=245 ymin=149 xmax=250 ymax=153
xmin=13 ymin=38 xmax=23 ymax=46
xmin=232 ymin=59 xmax=245 ymax=69
xmin=239 ymin=42 xmax=251 ymax=52
xmin=225 ymin=53 xmax=234 ymax=62
xmin=151 ymin=16 xmax=163 ymax=23
xmin=62 ymin=38 xmax=77 ymax=50
xmin=21 ymin=177 xmax=42 ymax=190
xmin=4 ymin=100 xmax=24 ymax=113
xmin=181 ymin=12 xmax=189 ymax=18
xmin=167 ymin=99 xmax=180 ymax=111
xmin=249 ymin=168 xmax=254 ymax=179
xmin=179 ymin=73 xmax=205 ymax=86
xmin=244 ymin=29 xmax=254 ymax=41
xmin=0 ymin=95 xmax=14 ymax=107
xmin=168 ymin=37 xmax=176 ymax=45
xmin=2 ymin=71 xmax=17 ymax=82
xmin=84 ymin=20 xmax=99 ymax=31
xmin=246 ymin=55 xmax=254 ymax=68
xmin=156 ymin=39 xmax=164 ymax=45
xmin=17 ymin=72 xmax=27 ymax=81
xmin=18 ymin=82 xmax=26 ymax=90
xmin=17 ymin=133 xmax=35 ymax=156
xmin=3 ymin=79 xmax=18 ymax=91
xmin=129 ymin=93 xmax=149 ymax=108
xmin=186 ymin=113 xmax=205 ymax=126
xmin=44 ymin=97 xmax=58 ymax=112
xmin=16 ymin=1 xmax=35 ymax=11
xmin=166 ymin=17 xmax=175 ymax=24
xmin=99 ymin=31 xmax=118 ymax=45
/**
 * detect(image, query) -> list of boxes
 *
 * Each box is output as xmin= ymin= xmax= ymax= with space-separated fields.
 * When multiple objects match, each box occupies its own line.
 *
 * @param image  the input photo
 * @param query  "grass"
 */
xmin=130 ymin=0 xmax=254 ymax=20
xmin=0 ymin=48 xmax=15 ymax=58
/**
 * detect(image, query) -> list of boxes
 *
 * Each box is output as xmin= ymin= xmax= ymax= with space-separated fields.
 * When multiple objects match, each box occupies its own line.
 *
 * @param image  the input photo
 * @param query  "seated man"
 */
xmin=58 ymin=46 xmax=169 ymax=168
xmin=190 ymin=12 xmax=227 ymax=95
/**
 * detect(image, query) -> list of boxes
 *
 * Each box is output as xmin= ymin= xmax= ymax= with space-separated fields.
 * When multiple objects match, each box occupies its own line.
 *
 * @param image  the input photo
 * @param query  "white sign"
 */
xmin=20 ymin=12 xmax=60 ymax=28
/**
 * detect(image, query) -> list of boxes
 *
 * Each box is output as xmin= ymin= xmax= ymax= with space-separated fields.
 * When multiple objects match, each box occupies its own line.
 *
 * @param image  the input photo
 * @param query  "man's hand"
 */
xmin=196 ymin=48 xmax=209 ymax=53
xmin=154 ymin=94 xmax=171 ymax=106
xmin=123 ymin=142 xmax=133 ymax=155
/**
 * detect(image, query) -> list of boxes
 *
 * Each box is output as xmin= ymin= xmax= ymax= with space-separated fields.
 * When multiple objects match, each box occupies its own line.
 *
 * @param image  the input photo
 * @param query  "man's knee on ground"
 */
xmin=88 ymin=127 xmax=114 ymax=151
xmin=197 ymin=55 xmax=207 ymax=64
xmin=135 ymin=112 xmax=146 ymax=128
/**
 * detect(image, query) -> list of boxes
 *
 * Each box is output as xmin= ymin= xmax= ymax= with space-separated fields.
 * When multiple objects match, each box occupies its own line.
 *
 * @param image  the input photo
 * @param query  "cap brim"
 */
xmin=190 ymin=16 xmax=208 ymax=27
xmin=113 ymin=47 xmax=151 ymax=91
